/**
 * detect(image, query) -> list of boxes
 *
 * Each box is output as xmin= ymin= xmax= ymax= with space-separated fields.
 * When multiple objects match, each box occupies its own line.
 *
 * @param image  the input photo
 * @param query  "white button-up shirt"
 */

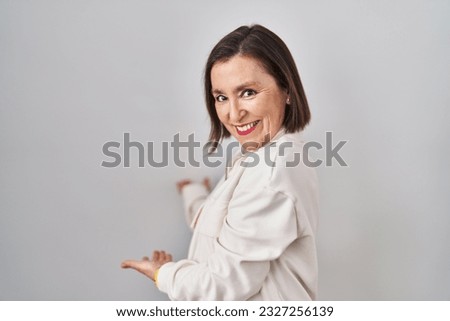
xmin=157 ymin=129 xmax=320 ymax=300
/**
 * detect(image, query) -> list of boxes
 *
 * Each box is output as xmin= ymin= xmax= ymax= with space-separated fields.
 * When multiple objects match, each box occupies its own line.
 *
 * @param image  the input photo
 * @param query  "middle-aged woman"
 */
xmin=122 ymin=24 xmax=319 ymax=300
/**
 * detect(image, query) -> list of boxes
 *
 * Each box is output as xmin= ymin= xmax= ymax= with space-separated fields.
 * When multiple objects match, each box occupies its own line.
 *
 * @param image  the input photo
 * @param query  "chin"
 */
xmin=239 ymin=137 xmax=261 ymax=150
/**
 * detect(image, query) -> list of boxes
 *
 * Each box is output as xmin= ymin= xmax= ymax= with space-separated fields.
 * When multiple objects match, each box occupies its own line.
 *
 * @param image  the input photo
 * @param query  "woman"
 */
xmin=122 ymin=24 xmax=319 ymax=300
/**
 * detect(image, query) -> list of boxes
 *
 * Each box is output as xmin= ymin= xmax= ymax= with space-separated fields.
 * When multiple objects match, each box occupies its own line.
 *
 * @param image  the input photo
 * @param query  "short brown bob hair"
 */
xmin=204 ymin=24 xmax=311 ymax=143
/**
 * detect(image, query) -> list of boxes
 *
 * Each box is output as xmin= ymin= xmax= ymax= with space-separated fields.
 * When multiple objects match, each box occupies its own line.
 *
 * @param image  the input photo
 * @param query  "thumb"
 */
xmin=203 ymin=177 xmax=211 ymax=191
xmin=121 ymin=259 xmax=154 ymax=280
xmin=121 ymin=260 xmax=144 ymax=270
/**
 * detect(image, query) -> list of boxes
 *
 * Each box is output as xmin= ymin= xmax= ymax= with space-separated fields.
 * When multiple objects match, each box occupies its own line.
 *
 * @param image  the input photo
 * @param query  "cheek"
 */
xmin=215 ymin=108 xmax=227 ymax=124
xmin=258 ymin=105 xmax=285 ymax=128
xmin=248 ymin=99 xmax=278 ymax=118
xmin=272 ymin=109 xmax=286 ymax=126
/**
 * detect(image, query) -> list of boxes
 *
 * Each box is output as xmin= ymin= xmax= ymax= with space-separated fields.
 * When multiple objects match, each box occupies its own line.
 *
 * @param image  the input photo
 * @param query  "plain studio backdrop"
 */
xmin=1 ymin=0 xmax=449 ymax=300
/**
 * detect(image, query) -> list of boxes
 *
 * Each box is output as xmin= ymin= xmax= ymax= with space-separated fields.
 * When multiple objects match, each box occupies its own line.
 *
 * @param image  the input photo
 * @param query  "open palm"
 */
xmin=121 ymin=250 xmax=172 ymax=281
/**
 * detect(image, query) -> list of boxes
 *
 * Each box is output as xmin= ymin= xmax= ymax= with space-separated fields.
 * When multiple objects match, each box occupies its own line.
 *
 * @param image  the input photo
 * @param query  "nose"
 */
xmin=228 ymin=98 xmax=246 ymax=123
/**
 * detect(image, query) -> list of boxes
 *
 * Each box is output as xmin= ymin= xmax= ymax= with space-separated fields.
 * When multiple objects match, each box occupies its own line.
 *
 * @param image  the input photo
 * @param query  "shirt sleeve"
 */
xmin=180 ymin=183 xmax=209 ymax=229
xmin=157 ymin=186 xmax=298 ymax=300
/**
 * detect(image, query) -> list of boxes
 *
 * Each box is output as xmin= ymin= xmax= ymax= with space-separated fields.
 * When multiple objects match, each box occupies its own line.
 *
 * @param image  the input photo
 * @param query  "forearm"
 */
xmin=156 ymin=253 xmax=270 ymax=301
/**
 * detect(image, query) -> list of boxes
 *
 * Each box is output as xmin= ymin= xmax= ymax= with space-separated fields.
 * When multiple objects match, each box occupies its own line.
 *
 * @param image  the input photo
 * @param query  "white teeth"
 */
xmin=236 ymin=120 xmax=259 ymax=132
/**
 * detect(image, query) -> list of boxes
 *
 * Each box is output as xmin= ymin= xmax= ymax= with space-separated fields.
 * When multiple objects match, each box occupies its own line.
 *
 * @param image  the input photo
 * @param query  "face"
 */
xmin=211 ymin=55 xmax=288 ymax=151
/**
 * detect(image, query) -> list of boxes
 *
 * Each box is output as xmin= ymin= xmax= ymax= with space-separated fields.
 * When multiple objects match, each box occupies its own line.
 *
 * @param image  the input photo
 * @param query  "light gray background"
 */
xmin=1 ymin=0 xmax=449 ymax=300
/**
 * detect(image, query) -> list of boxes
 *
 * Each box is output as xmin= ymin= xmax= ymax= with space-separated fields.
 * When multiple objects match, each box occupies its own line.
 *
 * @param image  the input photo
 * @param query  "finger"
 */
xmin=158 ymin=251 xmax=167 ymax=262
xmin=121 ymin=260 xmax=154 ymax=279
xmin=176 ymin=179 xmax=188 ymax=185
xmin=176 ymin=179 xmax=192 ymax=193
xmin=142 ymin=256 xmax=150 ymax=261
xmin=203 ymin=177 xmax=211 ymax=190
xmin=159 ymin=251 xmax=169 ymax=263
xmin=152 ymin=250 xmax=160 ymax=261
xmin=159 ymin=252 xmax=171 ymax=262
xmin=176 ymin=179 xmax=188 ymax=188
xmin=121 ymin=260 xmax=140 ymax=269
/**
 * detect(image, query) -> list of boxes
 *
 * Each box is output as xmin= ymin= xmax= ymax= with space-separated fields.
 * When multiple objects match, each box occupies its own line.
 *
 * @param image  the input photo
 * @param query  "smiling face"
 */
xmin=211 ymin=55 xmax=288 ymax=151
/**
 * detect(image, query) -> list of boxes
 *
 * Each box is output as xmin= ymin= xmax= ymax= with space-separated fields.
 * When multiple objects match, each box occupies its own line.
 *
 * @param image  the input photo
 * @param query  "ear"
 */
xmin=285 ymin=89 xmax=291 ymax=105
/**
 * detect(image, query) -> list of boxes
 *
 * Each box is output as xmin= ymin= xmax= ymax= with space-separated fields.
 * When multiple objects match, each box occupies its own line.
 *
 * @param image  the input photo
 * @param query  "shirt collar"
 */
xmin=225 ymin=127 xmax=287 ymax=179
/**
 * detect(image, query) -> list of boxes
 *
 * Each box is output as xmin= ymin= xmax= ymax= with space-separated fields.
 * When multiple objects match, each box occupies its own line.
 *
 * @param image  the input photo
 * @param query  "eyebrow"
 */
xmin=211 ymin=81 xmax=260 ymax=95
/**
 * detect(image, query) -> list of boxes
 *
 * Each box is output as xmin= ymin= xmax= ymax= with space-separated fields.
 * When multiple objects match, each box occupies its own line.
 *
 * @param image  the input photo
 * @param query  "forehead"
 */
xmin=211 ymin=55 xmax=275 ymax=90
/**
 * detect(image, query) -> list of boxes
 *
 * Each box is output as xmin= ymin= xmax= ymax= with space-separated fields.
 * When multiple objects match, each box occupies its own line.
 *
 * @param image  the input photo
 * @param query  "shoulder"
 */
xmin=232 ymin=131 xmax=320 ymax=233
xmin=270 ymin=132 xmax=319 ymax=200
xmin=237 ymin=131 xmax=318 ymax=198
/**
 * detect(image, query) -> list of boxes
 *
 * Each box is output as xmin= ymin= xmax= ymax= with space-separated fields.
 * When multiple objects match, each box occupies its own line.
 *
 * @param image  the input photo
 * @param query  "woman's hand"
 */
xmin=176 ymin=177 xmax=211 ymax=193
xmin=202 ymin=177 xmax=211 ymax=192
xmin=121 ymin=250 xmax=173 ymax=281
xmin=176 ymin=179 xmax=192 ymax=193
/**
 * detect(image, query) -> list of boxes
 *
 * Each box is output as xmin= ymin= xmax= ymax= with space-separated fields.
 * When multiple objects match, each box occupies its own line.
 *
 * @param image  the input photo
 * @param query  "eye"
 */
xmin=215 ymin=95 xmax=227 ymax=102
xmin=242 ymin=89 xmax=256 ymax=98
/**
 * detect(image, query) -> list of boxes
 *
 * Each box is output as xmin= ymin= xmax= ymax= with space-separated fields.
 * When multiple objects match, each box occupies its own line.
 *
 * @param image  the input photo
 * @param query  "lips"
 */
xmin=235 ymin=120 xmax=260 ymax=136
